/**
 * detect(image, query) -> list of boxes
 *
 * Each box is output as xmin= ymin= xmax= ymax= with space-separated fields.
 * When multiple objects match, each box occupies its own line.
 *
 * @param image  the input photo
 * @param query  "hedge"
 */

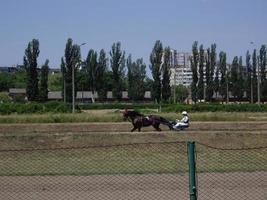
xmin=1 ymin=102 xmax=267 ymax=115
xmin=162 ymin=103 xmax=267 ymax=112
xmin=0 ymin=101 xmax=78 ymax=115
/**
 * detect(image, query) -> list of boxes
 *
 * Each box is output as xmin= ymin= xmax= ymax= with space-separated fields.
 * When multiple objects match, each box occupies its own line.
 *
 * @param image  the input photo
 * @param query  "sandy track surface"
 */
xmin=1 ymin=122 xmax=267 ymax=134
xmin=0 ymin=172 xmax=266 ymax=200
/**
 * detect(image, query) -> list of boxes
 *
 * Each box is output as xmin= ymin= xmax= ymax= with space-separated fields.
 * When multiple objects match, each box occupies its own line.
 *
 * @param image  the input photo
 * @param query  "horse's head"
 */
xmin=122 ymin=109 xmax=143 ymax=121
xmin=122 ymin=109 xmax=129 ymax=121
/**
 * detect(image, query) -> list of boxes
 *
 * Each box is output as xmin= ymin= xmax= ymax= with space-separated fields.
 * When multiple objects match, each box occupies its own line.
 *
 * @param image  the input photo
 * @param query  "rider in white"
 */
xmin=173 ymin=111 xmax=189 ymax=130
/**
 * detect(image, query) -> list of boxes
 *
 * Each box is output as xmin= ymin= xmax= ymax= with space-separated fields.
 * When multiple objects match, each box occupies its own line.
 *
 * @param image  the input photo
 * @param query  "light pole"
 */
xmin=72 ymin=43 xmax=86 ymax=113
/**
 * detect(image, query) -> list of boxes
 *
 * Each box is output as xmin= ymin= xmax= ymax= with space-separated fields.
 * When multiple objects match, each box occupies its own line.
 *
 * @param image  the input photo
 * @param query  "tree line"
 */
xmin=22 ymin=38 xmax=180 ymax=103
xmin=3 ymin=38 xmax=266 ymax=104
xmin=190 ymin=41 xmax=267 ymax=103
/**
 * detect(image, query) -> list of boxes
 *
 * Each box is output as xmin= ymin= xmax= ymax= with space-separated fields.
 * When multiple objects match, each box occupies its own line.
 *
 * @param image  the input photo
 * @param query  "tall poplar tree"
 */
xmin=252 ymin=50 xmax=257 ymax=102
xmin=127 ymin=55 xmax=146 ymax=101
xmin=39 ymin=59 xmax=49 ymax=101
xmin=150 ymin=40 xmax=163 ymax=103
xmin=205 ymin=48 xmax=211 ymax=101
xmin=237 ymin=56 xmax=244 ymax=101
xmin=62 ymin=38 xmax=81 ymax=103
xmin=198 ymin=44 xmax=204 ymax=100
xmin=219 ymin=52 xmax=227 ymax=100
xmin=259 ymin=45 xmax=267 ymax=101
xmin=206 ymin=44 xmax=216 ymax=101
xmin=162 ymin=47 xmax=171 ymax=102
xmin=85 ymin=49 xmax=98 ymax=102
xmin=97 ymin=49 xmax=108 ymax=100
xmin=24 ymin=39 xmax=40 ymax=101
xmin=230 ymin=56 xmax=239 ymax=99
xmin=190 ymin=41 xmax=199 ymax=103
xmin=245 ymin=51 xmax=252 ymax=102
xmin=110 ymin=42 xmax=125 ymax=100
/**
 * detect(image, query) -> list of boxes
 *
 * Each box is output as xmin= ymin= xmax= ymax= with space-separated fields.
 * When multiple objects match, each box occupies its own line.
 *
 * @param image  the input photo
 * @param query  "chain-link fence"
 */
xmin=1 ymin=141 xmax=267 ymax=200
xmin=196 ymin=142 xmax=267 ymax=200
xmin=0 ymin=142 xmax=189 ymax=200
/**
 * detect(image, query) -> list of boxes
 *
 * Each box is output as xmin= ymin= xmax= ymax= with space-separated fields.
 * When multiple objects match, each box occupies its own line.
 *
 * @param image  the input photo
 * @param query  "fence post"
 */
xmin=187 ymin=141 xmax=197 ymax=200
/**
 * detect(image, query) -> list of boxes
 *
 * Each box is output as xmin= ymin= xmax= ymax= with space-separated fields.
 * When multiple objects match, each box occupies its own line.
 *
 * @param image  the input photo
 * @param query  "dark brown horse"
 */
xmin=122 ymin=110 xmax=173 ymax=132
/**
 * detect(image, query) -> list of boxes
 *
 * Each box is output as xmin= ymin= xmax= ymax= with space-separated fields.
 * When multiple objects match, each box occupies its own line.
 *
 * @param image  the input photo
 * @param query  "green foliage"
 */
xmin=0 ymin=92 xmax=12 ymax=103
xmin=252 ymin=50 xmax=257 ymax=102
xmin=62 ymin=38 xmax=81 ymax=103
xmin=197 ymin=44 xmax=205 ymax=100
xmin=97 ymin=49 xmax=108 ymax=100
xmin=39 ymin=59 xmax=49 ymax=101
xmin=85 ymin=49 xmax=98 ymax=93
xmin=236 ymin=56 xmax=244 ymax=101
xmin=13 ymin=70 xmax=27 ymax=88
xmin=206 ymin=44 xmax=216 ymax=101
xmin=0 ymin=101 xmax=75 ymax=115
xmin=230 ymin=56 xmax=239 ymax=99
xmin=127 ymin=55 xmax=146 ymax=101
xmin=171 ymin=85 xmax=189 ymax=103
xmin=110 ymin=42 xmax=125 ymax=100
xmin=24 ymin=39 xmax=40 ymax=101
xmin=79 ymin=103 xmax=158 ymax=110
xmin=219 ymin=52 xmax=227 ymax=100
xmin=48 ymin=73 xmax=62 ymax=91
xmin=259 ymin=45 xmax=267 ymax=101
xmin=245 ymin=51 xmax=252 ymax=102
xmin=162 ymin=103 xmax=267 ymax=113
xmin=162 ymin=47 xmax=171 ymax=102
xmin=150 ymin=40 xmax=163 ymax=103
xmin=0 ymin=72 xmax=14 ymax=91
xmin=190 ymin=41 xmax=199 ymax=102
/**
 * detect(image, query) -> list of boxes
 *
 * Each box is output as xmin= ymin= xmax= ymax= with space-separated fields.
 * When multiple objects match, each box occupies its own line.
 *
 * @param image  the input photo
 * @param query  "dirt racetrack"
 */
xmin=0 ymin=172 xmax=266 ymax=200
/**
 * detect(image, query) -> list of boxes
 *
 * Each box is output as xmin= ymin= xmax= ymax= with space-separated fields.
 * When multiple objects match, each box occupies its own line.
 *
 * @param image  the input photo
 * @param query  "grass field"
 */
xmin=0 ymin=122 xmax=267 ymax=176
xmin=1 ymin=110 xmax=267 ymax=123
xmin=1 ymin=110 xmax=266 ymax=176
xmin=0 ymin=141 xmax=266 ymax=176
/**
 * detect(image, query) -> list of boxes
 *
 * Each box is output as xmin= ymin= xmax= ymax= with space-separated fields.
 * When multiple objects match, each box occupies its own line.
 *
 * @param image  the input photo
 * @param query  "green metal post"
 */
xmin=187 ymin=141 xmax=197 ymax=200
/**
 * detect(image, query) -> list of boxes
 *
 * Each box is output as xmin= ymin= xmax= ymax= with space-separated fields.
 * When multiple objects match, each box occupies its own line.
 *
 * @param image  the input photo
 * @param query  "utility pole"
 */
xmin=72 ymin=43 xmax=86 ymax=113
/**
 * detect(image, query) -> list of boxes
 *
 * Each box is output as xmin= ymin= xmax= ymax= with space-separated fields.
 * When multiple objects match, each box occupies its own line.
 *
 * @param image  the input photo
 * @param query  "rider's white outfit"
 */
xmin=173 ymin=113 xmax=189 ymax=130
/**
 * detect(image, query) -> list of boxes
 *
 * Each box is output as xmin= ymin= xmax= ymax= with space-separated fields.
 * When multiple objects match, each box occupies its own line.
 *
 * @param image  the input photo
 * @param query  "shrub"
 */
xmin=0 ymin=92 xmax=12 ymax=103
xmin=0 ymin=101 xmax=73 ymax=115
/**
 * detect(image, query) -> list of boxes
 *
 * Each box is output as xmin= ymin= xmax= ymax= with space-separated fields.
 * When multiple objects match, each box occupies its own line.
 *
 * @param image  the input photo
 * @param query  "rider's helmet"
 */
xmin=182 ymin=111 xmax=188 ymax=116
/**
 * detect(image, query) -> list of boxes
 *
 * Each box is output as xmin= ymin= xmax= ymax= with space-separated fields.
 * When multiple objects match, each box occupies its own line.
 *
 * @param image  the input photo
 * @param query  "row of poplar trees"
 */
xmin=61 ymin=38 xmax=150 ymax=103
xmin=24 ymin=39 xmax=49 ymax=101
xmin=23 ymin=38 xmax=173 ymax=103
xmin=190 ymin=41 xmax=267 ymax=103
xmin=60 ymin=39 xmax=172 ymax=103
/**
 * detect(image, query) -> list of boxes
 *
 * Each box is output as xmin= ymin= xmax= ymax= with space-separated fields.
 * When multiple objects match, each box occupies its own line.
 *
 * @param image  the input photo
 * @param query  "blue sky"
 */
xmin=0 ymin=0 xmax=266 ymax=74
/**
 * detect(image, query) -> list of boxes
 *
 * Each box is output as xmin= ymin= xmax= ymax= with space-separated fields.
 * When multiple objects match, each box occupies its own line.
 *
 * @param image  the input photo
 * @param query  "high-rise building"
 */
xmin=170 ymin=50 xmax=192 ymax=87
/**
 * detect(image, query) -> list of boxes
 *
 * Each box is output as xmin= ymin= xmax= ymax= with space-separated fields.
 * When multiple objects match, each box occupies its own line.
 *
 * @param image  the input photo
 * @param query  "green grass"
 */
xmin=0 ymin=142 xmax=266 ymax=176
xmin=0 ymin=111 xmax=267 ymax=123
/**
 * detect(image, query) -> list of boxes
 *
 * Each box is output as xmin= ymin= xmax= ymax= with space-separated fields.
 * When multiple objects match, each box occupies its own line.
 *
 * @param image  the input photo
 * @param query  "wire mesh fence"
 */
xmin=0 ymin=142 xmax=189 ymax=200
xmin=1 ymin=141 xmax=267 ymax=200
xmin=196 ymin=143 xmax=267 ymax=200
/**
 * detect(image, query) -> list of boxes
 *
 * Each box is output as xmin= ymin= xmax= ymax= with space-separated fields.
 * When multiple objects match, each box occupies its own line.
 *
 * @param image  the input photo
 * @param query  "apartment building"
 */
xmin=169 ymin=50 xmax=192 ymax=87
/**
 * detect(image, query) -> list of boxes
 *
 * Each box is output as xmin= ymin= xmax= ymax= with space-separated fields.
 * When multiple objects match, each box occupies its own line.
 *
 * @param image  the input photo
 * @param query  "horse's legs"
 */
xmin=138 ymin=127 xmax=141 ymax=132
xmin=153 ymin=123 xmax=162 ymax=131
xmin=131 ymin=126 xmax=137 ymax=132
